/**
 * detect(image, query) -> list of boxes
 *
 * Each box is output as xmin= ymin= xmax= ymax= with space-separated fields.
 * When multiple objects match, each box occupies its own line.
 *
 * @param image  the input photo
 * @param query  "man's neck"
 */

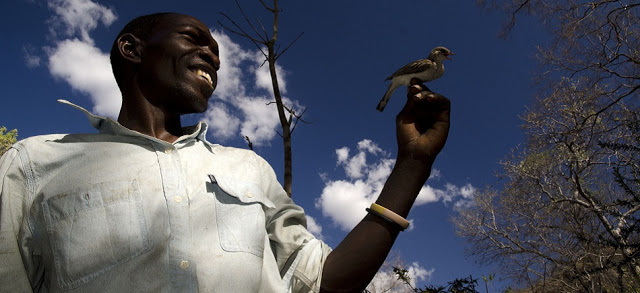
xmin=118 ymin=99 xmax=183 ymax=143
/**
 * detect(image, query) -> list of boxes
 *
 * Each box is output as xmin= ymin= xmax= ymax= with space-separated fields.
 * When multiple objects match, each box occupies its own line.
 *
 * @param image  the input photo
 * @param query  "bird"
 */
xmin=376 ymin=46 xmax=453 ymax=112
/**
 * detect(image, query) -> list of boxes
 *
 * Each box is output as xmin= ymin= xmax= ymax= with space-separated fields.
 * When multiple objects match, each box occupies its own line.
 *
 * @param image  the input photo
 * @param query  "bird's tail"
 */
xmin=376 ymin=83 xmax=399 ymax=112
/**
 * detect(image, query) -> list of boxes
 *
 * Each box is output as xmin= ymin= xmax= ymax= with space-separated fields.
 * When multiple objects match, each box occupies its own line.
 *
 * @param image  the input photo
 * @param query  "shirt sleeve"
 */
xmin=0 ymin=147 xmax=35 ymax=292
xmin=258 ymin=156 xmax=333 ymax=293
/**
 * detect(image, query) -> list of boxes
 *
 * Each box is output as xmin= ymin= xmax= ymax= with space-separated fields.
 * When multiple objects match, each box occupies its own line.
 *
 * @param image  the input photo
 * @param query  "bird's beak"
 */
xmin=446 ymin=52 xmax=454 ymax=60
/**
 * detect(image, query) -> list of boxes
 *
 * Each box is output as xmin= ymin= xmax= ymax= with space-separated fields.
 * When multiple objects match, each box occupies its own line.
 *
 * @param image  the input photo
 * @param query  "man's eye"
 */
xmin=183 ymin=33 xmax=198 ymax=43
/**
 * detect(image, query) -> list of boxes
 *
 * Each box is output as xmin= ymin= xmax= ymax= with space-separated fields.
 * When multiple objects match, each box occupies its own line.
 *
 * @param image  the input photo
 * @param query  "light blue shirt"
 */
xmin=0 ymin=101 xmax=331 ymax=292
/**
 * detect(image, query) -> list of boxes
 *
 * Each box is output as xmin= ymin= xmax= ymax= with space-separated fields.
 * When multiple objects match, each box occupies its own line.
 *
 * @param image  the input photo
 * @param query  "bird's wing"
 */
xmin=385 ymin=59 xmax=435 ymax=80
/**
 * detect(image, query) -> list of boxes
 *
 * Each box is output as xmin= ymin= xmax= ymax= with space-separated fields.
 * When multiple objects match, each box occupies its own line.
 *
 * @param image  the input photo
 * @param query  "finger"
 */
xmin=404 ymin=87 xmax=438 ymax=114
xmin=408 ymin=78 xmax=431 ymax=93
xmin=420 ymin=94 xmax=451 ymax=130
xmin=398 ymin=91 xmax=451 ymax=128
xmin=416 ymin=92 xmax=450 ymax=114
xmin=418 ymin=91 xmax=449 ymax=110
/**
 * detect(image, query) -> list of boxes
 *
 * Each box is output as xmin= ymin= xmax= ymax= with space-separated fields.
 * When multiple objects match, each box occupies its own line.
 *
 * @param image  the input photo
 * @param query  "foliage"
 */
xmin=0 ymin=127 xmax=17 ymax=157
xmin=364 ymin=256 xmax=499 ymax=293
xmin=365 ymin=255 xmax=420 ymax=293
xmin=456 ymin=1 xmax=640 ymax=292
xmin=390 ymin=267 xmax=479 ymax=293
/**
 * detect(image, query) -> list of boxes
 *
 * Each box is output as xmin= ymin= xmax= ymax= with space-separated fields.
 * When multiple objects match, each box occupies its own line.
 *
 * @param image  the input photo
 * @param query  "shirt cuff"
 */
xmin=283 ymin=239 xmax=332 ymax=293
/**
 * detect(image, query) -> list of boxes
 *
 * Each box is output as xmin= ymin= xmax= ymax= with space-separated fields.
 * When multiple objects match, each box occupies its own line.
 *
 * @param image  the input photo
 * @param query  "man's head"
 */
xmin=110 ymin=13 xmax=172 ymax=89
xmin=110 ymin=13 xmax=220 ymax=114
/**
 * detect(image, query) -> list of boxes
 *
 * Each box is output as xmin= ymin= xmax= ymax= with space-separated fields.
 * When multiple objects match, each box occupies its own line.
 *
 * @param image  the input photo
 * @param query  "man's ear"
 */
xmin=117 ymin=33 xmax=143 ymax=63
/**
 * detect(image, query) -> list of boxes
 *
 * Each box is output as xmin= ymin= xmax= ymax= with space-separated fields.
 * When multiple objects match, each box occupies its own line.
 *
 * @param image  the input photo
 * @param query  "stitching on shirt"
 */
xmin=213 ymin=180 xmax=267 ymax=257
xmin=42 ymin=179 xmax=150 ymax=290
xmin=13 ymin=144 xmax=39 ymax=239
xmin=13 ymin=144 xmax=36 ymax=200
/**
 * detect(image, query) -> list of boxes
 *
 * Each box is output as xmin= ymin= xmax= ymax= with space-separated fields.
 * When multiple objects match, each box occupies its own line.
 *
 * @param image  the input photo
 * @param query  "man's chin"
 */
xmin=173 ymin=97 xmax=210 ymax=115
xmin=202 ymin=86 xmax=215 ymax=99
xmin=188 ymin=99 xmax=210 ymax=114
xmin=193 ymin=103 xmax=209 ymax=114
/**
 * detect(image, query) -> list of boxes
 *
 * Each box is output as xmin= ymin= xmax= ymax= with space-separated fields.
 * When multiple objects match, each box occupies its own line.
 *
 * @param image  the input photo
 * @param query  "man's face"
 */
xmin=138 ymin=14 xmax=220 ymax=114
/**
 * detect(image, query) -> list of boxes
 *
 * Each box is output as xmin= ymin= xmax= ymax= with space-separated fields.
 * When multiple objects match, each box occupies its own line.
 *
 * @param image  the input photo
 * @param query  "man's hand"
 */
xmin=320 ymin=79 xmax=451 ymax=293
xmin=395 ymin=78 xmax=450 ymax=166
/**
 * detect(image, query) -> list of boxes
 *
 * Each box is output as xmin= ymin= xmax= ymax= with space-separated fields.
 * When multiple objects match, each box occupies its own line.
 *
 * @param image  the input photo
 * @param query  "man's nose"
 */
xmin=200 ymin=46 xmax=220 ymax=71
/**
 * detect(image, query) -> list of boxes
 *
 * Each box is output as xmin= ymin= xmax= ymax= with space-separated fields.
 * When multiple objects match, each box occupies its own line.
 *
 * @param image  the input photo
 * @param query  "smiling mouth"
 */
xmin=194 ymin=68 xmax=213 ymax=87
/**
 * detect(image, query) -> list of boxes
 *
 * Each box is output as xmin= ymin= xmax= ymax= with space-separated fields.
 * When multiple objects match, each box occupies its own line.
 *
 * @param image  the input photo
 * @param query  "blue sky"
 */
xmin=2 ymin=0 xmax=549 ymax=290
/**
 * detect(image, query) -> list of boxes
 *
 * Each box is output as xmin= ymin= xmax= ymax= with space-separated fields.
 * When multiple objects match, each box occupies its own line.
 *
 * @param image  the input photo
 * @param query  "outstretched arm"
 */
xmin=320 ymin=78 xmax=451 ymax=292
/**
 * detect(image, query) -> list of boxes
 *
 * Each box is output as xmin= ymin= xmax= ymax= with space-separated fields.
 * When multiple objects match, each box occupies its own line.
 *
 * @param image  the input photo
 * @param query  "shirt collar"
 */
xmin=58 ymin=99 xmax=210 ymax=145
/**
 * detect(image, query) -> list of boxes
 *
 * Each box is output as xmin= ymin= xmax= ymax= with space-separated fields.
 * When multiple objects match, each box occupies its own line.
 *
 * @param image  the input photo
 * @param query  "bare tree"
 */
xmin=219 ymin=0 xmax=306 ymax=197
xmin=455 ymin=1 xmax=640 ymax=292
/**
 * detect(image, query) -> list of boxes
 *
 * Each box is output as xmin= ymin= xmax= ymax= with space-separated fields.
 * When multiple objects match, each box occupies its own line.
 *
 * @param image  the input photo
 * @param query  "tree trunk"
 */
xmin=267 ymin=45 xmax=293 ymax=197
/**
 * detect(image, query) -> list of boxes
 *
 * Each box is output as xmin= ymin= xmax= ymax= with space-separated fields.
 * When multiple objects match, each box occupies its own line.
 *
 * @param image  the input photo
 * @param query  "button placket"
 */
xmin=154 ymin=143 xmax=196 ymax=291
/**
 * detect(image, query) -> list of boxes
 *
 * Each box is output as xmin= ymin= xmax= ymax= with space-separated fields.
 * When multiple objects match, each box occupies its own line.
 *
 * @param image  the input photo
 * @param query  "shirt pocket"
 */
xmin=211 ymin=176 xmax=275 ymax=258
xmin=41 ymin=179 xmax=149 ymax=290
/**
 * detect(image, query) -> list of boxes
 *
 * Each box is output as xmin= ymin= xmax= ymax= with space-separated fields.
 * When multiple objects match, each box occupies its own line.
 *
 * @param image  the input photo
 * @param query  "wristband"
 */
xmin=365 ymin=208 xmax=405 ymax=231
xmin=369 ymin=203 xmax=410 ymax=230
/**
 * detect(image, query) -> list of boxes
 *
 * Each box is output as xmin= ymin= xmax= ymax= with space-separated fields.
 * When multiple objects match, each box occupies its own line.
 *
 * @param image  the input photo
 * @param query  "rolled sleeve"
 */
xmin=288 ymin=239 xmax=332 ymax=293
xmin=260 ymin=157 xmax=332 ymax=293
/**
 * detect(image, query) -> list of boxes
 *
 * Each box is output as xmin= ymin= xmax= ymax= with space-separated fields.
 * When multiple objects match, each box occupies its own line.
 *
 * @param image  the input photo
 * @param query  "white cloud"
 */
xmin=316 ymin=179 xmax=373 ymax=231
xmin=366 ymin=156 xmax=394 ymax=184
xmin=23 ymin=45 xmax=41 ymax=68
xmin=454 ymin=183 xmax=477 ymax=209
xmin=316 ymin=139 xmax=477 ymax=231
xmin=236 ymin=96 xmax=280 ymax=145
xmin=336 ymin=139 xmax=390 ymax=180
xmin=305 ymin=215 xmax=324 ymax=240
xmin=203 ymin=29 xmax=302 ymax=146
xmin=405 ymin=262 xmax=434 ymax=288
xmin=414 ymin=185 xmax=439 ymax=205
xmin=48 ymin=39 xmax=120 ymax=117
xmin=202 ymin=102 xmax=241 ymax=140
xmin=335 ymin=147 xmax=349 ymax=164
xmin=47 ymin=0 xmax=117 ymax=43
xmin=209 ymin=30 xmax=252 ymax=101
xmin=344 ymin=151 xmax=367 ymax=179
xmin=357 ymin=139 xmax=384 ymax=155
xmin=253 ymin=51 xmax=287 ymax=96
xmin=316 ymin=139 xmax=394 ymax=231
xmin=37 ymin=0 xmax=120 ymax=117
xmin=429 ymin=168 xmax=442 ymax=180
xmin=415 ymin=183 xmax=477 ymax=207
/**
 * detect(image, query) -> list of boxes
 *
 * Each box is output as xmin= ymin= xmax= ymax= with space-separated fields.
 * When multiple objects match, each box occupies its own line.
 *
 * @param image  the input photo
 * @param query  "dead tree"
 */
xmin=219 ymin=0 xmax=305 ymax=197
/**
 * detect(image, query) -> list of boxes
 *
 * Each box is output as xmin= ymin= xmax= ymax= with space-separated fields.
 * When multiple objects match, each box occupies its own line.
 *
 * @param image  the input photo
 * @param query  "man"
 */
xmin=0 ymin=13 xmax=450 ymax=292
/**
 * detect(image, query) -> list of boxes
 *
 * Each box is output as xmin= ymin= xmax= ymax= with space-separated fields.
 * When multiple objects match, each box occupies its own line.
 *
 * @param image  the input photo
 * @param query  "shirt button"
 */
xmin=246 ymin=192 xmax=254 ymax=198
xmin=164 ymin=147 xmax=173 ymax=154
xmin=173 ymin=196 xmax=183 ymax=203
xmin=180 ymin=260 xmax=190 ymax=269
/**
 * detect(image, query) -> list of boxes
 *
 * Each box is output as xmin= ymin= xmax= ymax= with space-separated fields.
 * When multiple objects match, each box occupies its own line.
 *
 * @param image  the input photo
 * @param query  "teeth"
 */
xmin=195 ymin=69 xmax=213 ymax=86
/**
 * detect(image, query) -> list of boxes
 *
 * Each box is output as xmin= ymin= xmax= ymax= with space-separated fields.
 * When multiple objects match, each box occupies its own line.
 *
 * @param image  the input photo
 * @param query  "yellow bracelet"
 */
xmin=370 ymin=203 xmax=410 ymax=230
